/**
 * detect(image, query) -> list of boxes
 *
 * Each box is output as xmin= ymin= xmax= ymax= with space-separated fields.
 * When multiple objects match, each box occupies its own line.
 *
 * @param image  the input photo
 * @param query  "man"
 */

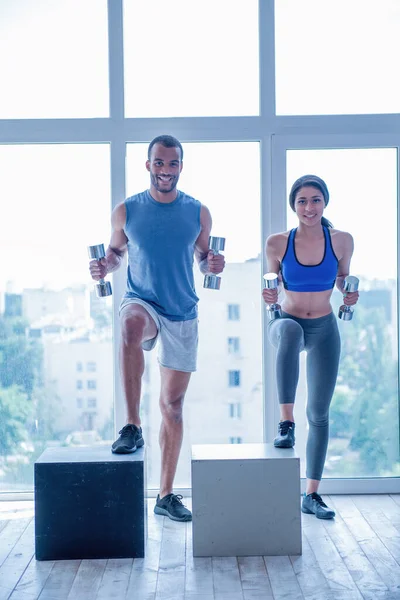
xmin=89 ymin=135 xmax=225 ymax=522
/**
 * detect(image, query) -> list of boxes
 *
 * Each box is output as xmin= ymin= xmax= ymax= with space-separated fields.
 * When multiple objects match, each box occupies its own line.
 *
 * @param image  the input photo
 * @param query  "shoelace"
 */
xmin=278 ymin=421 xmax=293 ymax=435
xmin=166 ymin=494 xmax=185 ymax=507
xmin=118 ymin=424 xmax=138 ymax=438
xmin=310 ymin=492 xmax=328 ymax=507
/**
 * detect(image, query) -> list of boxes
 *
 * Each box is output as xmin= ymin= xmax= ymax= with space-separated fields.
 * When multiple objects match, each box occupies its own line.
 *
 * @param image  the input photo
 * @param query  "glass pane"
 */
xmin=275 ymin=0 xmax=400 ymax=115
xmin=286 ymin=148 xmax=399 ymax=478
xmin=123 ymin=1 xmax=259 ymax=117
xmin=0 ymin=144 xmax=113 ymax=491
xmin=126 ymin=142 xmax=262 ymax=488
xmin=0 ymin=0 xmax=109 ymax=118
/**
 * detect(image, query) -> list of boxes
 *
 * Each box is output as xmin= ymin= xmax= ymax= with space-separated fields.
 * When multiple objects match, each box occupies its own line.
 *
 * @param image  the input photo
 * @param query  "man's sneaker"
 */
xmin=274 ymin=420 xmax=295 ymax=448
xmin=154 ymin=494 xmax=192 ymax=522
xmin=302 ymin=492 xmax=335 ymax=519
xmin=111 ymin=424 xmax=144 ymax=454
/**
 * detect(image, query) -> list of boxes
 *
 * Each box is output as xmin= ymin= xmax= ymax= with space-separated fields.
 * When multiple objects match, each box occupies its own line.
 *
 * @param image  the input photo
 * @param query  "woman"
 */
xmin=262 ymin=174 xmax=359 ymax=519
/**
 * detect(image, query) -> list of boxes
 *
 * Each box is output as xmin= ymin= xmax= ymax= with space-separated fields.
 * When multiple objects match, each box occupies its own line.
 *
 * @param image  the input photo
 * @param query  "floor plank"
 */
xmin=212 ymin=557 xmax=242 ymax=596
xmin=264 ymin=555 xmax=304 ymax=600
xmin=66 ymin=559 xmax=107 ymax=600
xmin=95 ymin=558 xmax=132 ymax=600
xmin=185 ymin=516 xmax=213 ymax=597
xmin=124 ymin=500 xmax=163 ymax=600
xmin=156 ymin=513 xmax=186 ymax=600
xmin=38 ymin=560 xmax=81 ymax=600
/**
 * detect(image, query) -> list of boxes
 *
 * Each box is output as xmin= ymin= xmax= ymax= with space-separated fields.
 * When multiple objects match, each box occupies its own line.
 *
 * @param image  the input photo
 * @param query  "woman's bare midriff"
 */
xmin=281 ymin=289 xmax=334 ymax=319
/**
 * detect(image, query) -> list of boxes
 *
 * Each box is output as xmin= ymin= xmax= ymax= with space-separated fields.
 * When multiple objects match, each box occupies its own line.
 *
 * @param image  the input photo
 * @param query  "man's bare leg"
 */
xmin=119 ymin=304 xmax=158 ymax=425
xmin=158 ymin=366 xmax=191 ymax=499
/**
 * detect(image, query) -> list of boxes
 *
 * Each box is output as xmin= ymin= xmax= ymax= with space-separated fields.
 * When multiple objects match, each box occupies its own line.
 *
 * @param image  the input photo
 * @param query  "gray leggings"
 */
xmin=268 ymin=311 xmax=341 ymax=481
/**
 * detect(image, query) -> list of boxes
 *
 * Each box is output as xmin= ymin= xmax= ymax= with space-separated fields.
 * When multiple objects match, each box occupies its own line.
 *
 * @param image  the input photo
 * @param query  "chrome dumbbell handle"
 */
xmin=338 ymin=275 xmax=359 ymax=321
xmin=263 ymin=272 xmax=282 ymax=320
xmin=88 ymin=243 xmax=112 ymax=297
xmin=203 ymin=236 xmax=225 ymax=290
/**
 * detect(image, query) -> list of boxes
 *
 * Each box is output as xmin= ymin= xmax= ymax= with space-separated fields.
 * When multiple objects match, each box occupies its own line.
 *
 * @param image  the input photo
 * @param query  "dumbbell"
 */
xmin=263 ymin=272 xmax=282 ymax=320
xmin=87 ymin=244 xmax=112 ymax=297
xmin=338 ymin=276 xmax=359 ymax=320
xmin=203 ymin=236 xmax=225 ymax=290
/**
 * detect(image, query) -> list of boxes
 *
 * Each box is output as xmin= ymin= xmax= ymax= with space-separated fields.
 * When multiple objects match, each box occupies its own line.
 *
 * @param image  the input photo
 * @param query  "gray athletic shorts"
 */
xmin=119 ymin=297 xmax=198 ymax=373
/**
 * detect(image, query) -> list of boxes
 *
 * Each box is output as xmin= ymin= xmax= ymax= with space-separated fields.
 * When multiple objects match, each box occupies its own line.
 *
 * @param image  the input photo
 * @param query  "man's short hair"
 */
xmin=148 ymin=135 xmax=183 ymax=161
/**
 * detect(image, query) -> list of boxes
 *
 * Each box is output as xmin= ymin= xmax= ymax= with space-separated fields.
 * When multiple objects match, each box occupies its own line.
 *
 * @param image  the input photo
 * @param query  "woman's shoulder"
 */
xmin=329 ymin=228 xmax=354 ymax=254
xmin=266 ymin=231 xmax=291 ymax=258
xmin=329 ymin=228 xmax=354 ymax=243
xmin=267 ymin=230 xmax=291 ymax=245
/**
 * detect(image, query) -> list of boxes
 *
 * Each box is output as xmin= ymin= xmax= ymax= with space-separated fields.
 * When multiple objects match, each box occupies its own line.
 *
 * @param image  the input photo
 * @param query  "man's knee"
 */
xmin=121 ymin=312 xmax=148 ymax=345
xmin=160 ymin=393 xmax=185 ymax=423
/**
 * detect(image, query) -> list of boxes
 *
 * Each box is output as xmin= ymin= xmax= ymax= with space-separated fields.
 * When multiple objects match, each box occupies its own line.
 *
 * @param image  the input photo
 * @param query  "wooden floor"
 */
xmin=1 ymin=495 xmax=400 ymax=599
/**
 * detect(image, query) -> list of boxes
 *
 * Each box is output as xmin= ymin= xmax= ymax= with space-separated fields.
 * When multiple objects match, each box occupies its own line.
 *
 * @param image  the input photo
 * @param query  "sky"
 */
xmin=0 ymin=1 xmax=399 ymax=291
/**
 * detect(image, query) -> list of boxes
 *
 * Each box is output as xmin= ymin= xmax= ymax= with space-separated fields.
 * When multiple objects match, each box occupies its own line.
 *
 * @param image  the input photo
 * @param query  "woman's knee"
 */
xmin=306 ymin=406 xmax=329 ymax=428
xmin=272 ymin=318 xmax=304 ymax=348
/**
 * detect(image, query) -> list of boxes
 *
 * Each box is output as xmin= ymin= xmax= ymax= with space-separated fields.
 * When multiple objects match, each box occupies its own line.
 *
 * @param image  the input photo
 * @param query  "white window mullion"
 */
xmin=259 ymin=0 xmax=276 ymax=120
xmin=107 ymin=0 xmax=124 ymax=123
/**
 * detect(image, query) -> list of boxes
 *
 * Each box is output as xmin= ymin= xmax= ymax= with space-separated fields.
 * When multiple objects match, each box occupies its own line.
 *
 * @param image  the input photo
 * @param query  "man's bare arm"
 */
xmin=103 ymin=202 xmax=128 ymax=273
xmin=194 ymin=205 xmax=213 ymax=275
xmin=89 ymin=202 xmax=128 ymax=281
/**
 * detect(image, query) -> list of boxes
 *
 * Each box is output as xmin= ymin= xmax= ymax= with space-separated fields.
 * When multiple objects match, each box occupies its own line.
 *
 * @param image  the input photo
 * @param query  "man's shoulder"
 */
xmin=179 ymin=190 xmax=201 ymax=207
xmin=125 ymin=190 xmax=148 ymax=204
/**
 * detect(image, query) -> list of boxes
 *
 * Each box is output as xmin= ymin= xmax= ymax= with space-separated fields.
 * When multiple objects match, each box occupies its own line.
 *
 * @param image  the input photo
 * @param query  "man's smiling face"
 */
xmin=146 ymin=143 xmax=183 ymax=194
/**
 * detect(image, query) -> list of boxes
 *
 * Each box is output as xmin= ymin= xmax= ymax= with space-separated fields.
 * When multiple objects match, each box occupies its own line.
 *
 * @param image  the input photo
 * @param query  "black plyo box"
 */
xmin=34 ymin=445 xmax=147 ymax=560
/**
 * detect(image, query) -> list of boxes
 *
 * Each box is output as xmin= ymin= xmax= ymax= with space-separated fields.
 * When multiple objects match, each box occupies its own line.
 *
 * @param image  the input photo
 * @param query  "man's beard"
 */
xmin=150 ymin=173 xmax=178 ymax=194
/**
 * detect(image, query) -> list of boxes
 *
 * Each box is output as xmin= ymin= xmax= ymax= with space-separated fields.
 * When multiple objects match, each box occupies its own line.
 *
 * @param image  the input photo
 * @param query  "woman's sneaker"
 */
xmin=154 ymin=493 xmax=192 ymax=522
xmin=273 ymin=420 xmax=295 ymax=448
xmin=111 ymin=424 xmax=144 ymax=454
xmin=301 ymin=492 xmax=335 ymax=519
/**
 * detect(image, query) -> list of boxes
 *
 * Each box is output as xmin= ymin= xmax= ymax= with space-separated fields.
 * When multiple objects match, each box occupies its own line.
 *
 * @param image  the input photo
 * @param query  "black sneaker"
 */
xmin=274 ymin=420 xmax=295 ymax=448
xmin=154 ymin=494 xmax=192 ymax=522
xmin=111 ymin=424 xmax=144 ymax=454
xmin=302 ymin=492 xmax=335 ymax=519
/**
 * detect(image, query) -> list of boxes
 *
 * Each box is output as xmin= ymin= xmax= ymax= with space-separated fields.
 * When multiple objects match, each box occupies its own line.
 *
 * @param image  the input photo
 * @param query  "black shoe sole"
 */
xmin=274 ymin=440 xmax=295 ymax=448
xmin=301 ymin=506 xmax=335 ymax=519
xmin=154 ymin=506 xmax=192 ymax=522
xmin=111 ymin=439 xmax=144 ymax=454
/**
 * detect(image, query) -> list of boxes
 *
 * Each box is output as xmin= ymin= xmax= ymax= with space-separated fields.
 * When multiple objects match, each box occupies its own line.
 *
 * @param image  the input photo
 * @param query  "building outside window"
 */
xmin=229 ymin=402 xmax=242 ymax=418
xmin=228 ymin=370 xmax=241 ymax=387
xmin=228 ymin=337 xmax=240 ymax=354
xmin=228 ymin=304 xmax=240 ymax=321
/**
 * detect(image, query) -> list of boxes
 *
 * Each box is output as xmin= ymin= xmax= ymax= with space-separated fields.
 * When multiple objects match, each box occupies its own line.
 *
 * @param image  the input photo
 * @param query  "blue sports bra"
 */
xmin=281 ymin=227 xmax=338 ymax=292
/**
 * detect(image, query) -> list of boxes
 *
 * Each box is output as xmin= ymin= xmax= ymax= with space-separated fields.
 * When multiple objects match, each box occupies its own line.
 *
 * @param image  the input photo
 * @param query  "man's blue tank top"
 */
xmin=281 ymin=226 xmax=338 ymax=292
xmin=123 ymin=190 xmax=201 ymax=321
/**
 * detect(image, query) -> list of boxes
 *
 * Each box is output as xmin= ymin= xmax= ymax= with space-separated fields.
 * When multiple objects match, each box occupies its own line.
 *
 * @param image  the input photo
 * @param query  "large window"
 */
xmin=275 ymin=0 xmax=400 ymax=115
xmin=123 ymin=0 xmax=259 ymax=117
xmin=0 ymin=145 xmax=113 ymax=491
xmin=0 ymin=0 xmax=109 ymax=118
xmin=1 ymin=1 xmax=400 ymax=496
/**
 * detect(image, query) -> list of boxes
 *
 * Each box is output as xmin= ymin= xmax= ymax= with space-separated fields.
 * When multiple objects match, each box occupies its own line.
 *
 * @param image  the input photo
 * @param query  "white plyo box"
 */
xmin=191 ymin=443 xmax=301 ymax=557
